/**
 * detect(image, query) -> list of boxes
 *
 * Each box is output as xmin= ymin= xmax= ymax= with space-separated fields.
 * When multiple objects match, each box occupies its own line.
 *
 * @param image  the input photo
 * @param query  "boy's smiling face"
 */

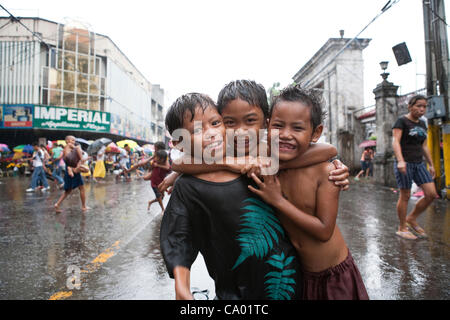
xmin=182 ymin=105 xmax=225 ymax=159
xmin=268 ymin=100 xmax=323 ymax=162
xmin=221 ymin=98 xmax=266 ymax=156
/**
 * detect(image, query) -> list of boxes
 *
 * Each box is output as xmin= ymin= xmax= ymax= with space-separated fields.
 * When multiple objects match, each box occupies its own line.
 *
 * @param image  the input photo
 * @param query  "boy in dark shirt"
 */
xmin=160 ymin=93 xmax=301 ymax=300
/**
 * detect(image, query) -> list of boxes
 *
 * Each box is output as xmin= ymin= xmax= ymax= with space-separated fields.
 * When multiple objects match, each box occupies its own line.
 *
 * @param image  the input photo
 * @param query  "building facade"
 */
xmin=292 ymin=35 xmax=371 ymax=170
xmin=0 ymin=17 xmax=165 ymax=145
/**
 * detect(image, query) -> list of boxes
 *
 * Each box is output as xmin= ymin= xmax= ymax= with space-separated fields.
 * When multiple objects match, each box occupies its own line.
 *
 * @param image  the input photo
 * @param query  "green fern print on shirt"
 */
xmin=265 ymin=253 xmax=296 ymax=300
xmin=232 ymin=197 xmax=296 ymax=300
xmin=232 ymin=197 xmax=285 ymax=269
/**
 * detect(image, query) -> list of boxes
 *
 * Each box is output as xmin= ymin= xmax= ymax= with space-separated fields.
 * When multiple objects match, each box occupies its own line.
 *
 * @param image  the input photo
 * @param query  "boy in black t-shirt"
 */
xmin=160 ymin=93 xmax=301 ymax=300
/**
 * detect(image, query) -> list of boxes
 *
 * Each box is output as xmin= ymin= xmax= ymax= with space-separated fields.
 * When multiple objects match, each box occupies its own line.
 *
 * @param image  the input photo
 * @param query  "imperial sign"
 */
xmin=34 ymin=105 xmax=111 ymax=132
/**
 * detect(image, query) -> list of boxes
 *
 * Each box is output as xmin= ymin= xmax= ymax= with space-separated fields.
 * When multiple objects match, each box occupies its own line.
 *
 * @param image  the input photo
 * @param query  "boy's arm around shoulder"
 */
xmin=313 ymin=162 xmax=341 ymax=241
xmin=171 ymin=155 xmax=246 ymax=175
xmin=279 ymin=143 xmax=337 ymax=170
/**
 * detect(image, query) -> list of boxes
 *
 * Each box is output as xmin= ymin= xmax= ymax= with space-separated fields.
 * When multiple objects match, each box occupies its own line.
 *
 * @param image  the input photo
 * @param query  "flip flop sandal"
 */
xmin=396 ymin=230 xmax=418 ymax=240
xmin=406 ymin=223 xmax=427 ymax=238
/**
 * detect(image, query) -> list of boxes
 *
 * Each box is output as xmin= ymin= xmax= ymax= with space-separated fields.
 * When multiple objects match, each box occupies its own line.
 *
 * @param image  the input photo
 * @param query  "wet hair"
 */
xmin=165 ymin=92 xmax=216 ymax=135
xmin=155 ymin=150 xmax=168 ymax=162
xmin=154 ymin=141 xmax=166 ymax=151
xmin=270 ymin=84 xmax=325 ymax=131
xmin=217 ymin=80 xmax=269 ymax=119
xmin=408 ymin=95 xmax=427 ymax=107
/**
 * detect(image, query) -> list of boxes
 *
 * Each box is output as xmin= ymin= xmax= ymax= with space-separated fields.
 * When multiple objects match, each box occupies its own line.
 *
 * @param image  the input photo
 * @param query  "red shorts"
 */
xmin=301 ymin=250 xmax=369 ymax=300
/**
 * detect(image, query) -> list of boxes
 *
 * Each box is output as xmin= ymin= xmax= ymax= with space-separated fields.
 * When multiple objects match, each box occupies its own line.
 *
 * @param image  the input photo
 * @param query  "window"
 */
xmin=76 ymin=93 xmax=88 ymax=109
xmin=63 ymin=92 xmax=75 ymax=108
xmin=49 ymin=89 xmax=61 ymax=106
xmin=41 ymin=28 xmax=107 ymax=112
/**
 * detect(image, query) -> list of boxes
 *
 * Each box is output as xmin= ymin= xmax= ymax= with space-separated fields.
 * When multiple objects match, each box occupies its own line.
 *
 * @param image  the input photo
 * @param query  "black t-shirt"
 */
xmin=392 ymin=116 xmax=428 ymax=163
xmin=160 ymin=175 xmax=301 ymax=300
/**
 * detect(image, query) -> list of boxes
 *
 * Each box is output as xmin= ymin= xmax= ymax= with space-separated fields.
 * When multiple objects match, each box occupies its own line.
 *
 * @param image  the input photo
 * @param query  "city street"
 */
xmin=0 ymin=176 xmax=448 ymax=300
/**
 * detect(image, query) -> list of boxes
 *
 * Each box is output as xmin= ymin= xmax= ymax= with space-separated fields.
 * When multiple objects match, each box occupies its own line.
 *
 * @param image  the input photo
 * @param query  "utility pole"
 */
xmin=423 ymin=0 xmax=450 ymax=198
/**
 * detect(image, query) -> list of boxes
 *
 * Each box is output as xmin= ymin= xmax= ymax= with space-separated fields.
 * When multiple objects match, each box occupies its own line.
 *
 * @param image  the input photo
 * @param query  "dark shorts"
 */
xmin=360 ymin=160 xmax=370 ymax=171
xmin=301 ymin=250 xmax=369 ymax=300
xmin=394 ymin=161 xmax=433 ymax=189
xmin=64 ymin=171 xmax=84 ymax=191
xmin=152 ymin=186 xmax=162 ymax=199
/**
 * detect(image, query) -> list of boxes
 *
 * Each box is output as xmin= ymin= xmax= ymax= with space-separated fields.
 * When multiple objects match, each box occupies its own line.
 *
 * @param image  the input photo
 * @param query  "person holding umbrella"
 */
xmin=354 ymin=147 xmax=373 ymax=181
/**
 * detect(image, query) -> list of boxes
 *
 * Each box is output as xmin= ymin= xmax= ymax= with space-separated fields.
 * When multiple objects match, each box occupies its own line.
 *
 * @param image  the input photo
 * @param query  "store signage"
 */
xmin=34 ymin=105 xmax=110 ymax=132
xmin=1 ymin=104 xmax=33 ymax=128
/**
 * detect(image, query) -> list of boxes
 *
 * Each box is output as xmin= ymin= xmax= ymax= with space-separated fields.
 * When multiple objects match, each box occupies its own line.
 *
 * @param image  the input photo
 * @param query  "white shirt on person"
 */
xmin=32 ymin=149 xmax=44 ymax=167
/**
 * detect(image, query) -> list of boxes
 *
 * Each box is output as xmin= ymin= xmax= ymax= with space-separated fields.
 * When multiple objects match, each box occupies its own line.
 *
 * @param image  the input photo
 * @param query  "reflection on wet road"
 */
xmin=0 ymin=177 xmax=448 ymax=300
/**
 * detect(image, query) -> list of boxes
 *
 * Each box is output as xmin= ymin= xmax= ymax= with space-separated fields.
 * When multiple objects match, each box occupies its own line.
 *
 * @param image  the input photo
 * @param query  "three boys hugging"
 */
xmin=159 ymin=80 xmax=368 ymax=300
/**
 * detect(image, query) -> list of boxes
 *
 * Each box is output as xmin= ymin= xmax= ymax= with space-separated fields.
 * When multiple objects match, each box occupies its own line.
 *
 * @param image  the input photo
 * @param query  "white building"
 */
xmin=292 ymin=35 xmax=371 ymax=169
xmin=0 ymin=16 xmax=166 ymax=144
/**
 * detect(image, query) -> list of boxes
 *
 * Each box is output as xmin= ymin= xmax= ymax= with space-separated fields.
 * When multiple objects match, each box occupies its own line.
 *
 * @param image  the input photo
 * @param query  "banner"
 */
xmin=2 ymin=104 xmax=33 ymax=128
xmin=33 ymin=105 xmax=110 ymax=132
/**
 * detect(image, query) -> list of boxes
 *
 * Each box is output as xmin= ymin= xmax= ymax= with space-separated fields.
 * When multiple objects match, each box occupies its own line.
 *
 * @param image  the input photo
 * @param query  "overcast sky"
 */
xmin=2 ymin=0 xmax=449 ymax=107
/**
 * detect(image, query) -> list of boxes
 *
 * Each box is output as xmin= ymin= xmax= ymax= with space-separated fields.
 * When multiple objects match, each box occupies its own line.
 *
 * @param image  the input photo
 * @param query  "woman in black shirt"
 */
xmin=392 ymin=95 xmax=438 ymax=240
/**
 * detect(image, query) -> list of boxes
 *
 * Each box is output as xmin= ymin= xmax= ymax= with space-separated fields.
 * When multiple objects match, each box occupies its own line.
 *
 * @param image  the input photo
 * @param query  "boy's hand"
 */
xmin=225 ymin=156 xmax=256 ymax=174
xmin=240 ymin=157 xmax=272 ymax=178
xmin=329 ymin=159 xmax=350 ymax=191
xmin=248 ymin=173 xmax=284 ymax=207
xmin=158 ymin=172 xmax=179 ymax=192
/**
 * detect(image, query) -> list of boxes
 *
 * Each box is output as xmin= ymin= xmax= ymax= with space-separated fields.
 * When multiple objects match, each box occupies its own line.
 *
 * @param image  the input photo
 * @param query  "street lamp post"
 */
xmin=379 ymin=61 xmax=389 ymax=81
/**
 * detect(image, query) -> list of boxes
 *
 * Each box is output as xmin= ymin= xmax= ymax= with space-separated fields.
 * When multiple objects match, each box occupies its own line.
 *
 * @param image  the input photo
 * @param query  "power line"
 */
xmin=303 ymin=0 xmax=400 ymax=88
xmin=0 ymin=19 xmax=12 ymax=31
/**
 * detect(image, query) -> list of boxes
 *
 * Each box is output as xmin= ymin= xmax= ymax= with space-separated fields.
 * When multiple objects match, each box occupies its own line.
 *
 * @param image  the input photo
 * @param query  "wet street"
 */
xmin=0 ymin=175 xmax=448 ymax=300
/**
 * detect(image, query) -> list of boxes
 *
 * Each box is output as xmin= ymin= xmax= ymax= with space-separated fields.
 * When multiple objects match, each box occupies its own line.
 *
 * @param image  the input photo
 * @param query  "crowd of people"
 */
xmin=1 ymin=137 xmax=173 ymax=213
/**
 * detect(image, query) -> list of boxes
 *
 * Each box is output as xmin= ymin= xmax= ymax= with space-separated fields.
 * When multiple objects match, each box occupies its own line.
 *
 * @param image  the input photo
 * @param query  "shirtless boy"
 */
xmin=249 ymin=85 xmax=369 ymax=300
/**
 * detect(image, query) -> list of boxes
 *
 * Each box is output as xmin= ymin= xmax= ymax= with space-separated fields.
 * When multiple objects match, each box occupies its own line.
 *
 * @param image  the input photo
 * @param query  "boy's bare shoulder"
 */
xmin=286 ymin=160 xmax=334 ymax=176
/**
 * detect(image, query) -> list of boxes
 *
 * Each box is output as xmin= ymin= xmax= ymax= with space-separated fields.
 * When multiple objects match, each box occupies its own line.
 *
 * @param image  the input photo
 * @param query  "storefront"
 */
xmin=0 ymin=104 xmax=153 ymax=146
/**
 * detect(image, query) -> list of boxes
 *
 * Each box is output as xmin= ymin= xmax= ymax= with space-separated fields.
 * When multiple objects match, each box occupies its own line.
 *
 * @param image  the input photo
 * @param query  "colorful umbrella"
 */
xmin=359 ymin=140 xmax=377 ymax=148
xmin=105 ymin=142 xmax=121 ymax=153
xmin=13 ymin=144 xmax=34 ymax=154
xmin=52 ymin=140 xmax=67 ymax=147
xmin=76 ymin=138 xmax=92 ymax=145
xmin=87 ymin=138 xmax=112 ymax=155
xmin=142 ymin=144 xmax=154 ymax=155
xmin=12 ymin=152 xmax=26 ymax=160
xmin=0 ymin=144 xmax=10 ymax=153
xmin=116 ymin=139 xmax=139 ymax=150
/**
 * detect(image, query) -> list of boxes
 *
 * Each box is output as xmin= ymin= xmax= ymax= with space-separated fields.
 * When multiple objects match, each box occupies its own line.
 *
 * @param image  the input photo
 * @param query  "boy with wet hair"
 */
xmin=249 ymin=84 xmax=368 ymax=300
xmin=160 ymin=93 xmax=301 ymax=300
xmin=159 ymin=80 xmax=350 ymax=192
